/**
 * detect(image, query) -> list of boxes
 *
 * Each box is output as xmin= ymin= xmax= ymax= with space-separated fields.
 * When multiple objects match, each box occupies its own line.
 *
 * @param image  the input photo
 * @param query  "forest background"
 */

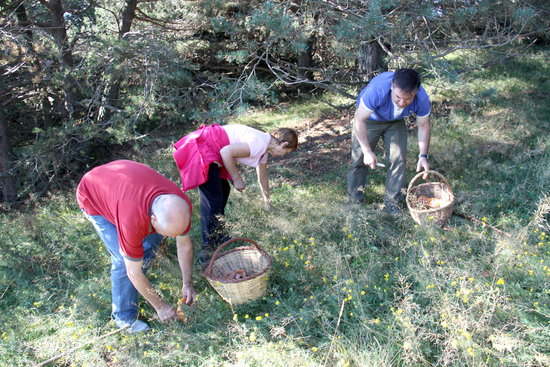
xmin=1 ymin=1 xmax=549 ymax=366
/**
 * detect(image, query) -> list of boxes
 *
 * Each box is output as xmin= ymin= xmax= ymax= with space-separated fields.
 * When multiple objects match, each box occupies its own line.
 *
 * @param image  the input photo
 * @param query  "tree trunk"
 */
xmin=48 ymin=0 xmax=75 ymax=68
xmin=358 ymin=40 xmax=385 ymax=82
xmin=0 ymin=110 xmax=16 ymax=204
xmin=297 ymin=35 xmax=316 ymax=80
xmin=98 ymin=0 xmax=138 ymax=122
xmin=120 ymin=0 xmax=139 ymax=37
xmin=15 ymin=1 xmax=34 ymax=49
xmin=15 ymin=2 xmax=54 ymax=129
xmin=44 ymin=0 xmax=80 ymax=117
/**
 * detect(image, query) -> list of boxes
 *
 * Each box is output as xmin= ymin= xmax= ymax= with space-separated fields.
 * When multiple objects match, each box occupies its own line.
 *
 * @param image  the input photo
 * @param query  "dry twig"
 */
xmin=453 ymin=212 xmax=512 ymax=238
xmin=35 ymin=325 xmax=130 ymax=367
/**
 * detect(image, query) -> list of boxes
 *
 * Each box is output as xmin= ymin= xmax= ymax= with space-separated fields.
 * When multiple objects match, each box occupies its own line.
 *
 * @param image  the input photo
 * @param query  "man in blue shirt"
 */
xmin=347 ymin=68 xmax=431 ymax=214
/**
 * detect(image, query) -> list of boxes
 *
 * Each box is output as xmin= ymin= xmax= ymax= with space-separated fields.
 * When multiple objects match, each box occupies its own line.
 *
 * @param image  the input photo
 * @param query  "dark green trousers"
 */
xmin=347 ymin=119 xmax=407 ymax=203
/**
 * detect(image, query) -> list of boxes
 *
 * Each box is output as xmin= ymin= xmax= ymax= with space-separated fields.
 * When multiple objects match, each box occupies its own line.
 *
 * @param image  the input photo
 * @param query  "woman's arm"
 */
xmin=256 ymin=163 xmax=273 ymax=210
xmin=219 ymin=143 xmax=250 ymax=191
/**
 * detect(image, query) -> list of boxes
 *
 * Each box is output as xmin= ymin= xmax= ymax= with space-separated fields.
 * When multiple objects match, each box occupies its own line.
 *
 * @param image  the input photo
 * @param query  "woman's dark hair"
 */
xmin=274 ymin=128 xmax=298 ymax=151
xmin=392 ymin=69 xmax=421 ymax=93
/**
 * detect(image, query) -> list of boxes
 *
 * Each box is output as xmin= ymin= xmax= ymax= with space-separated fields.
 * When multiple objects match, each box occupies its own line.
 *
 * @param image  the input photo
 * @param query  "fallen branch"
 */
xmin=35 ymin=324 xmax=130 ymax=367
xmin=453 ymin=211 xmax=512 ymax=238
xmin=322 ymin=299 xmax=346 ymax=367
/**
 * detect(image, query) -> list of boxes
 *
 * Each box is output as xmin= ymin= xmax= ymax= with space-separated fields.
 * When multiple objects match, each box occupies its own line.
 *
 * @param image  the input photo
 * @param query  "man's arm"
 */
xmin=256 ymin=163 xmax=272 ymax=211
xmin=176 ymin=234 xmax=196 ymax=305
xmin=124 ymin=258 xmax=177 ymax=322
xmin=219 ymin=143 xmax=251 ymax=191
xmin=416 ymin=115 xmax=431 ymax=178
xmin=352 ymin=102 xmax=377 ymax=169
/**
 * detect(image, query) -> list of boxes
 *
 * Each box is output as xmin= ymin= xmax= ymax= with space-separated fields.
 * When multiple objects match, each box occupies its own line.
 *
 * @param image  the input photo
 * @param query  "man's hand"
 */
xmin=125 ymin=258 xmax=178 ymax=324
xmin=362 ymin=151 xmax=378 ymax=170
xmin=181 ymin=284 xmax=196 ymax=305
xmin=416 ymin=157 xmax=430 ymax=179
xmin=155 ymin=302 xmax=178 ymax=323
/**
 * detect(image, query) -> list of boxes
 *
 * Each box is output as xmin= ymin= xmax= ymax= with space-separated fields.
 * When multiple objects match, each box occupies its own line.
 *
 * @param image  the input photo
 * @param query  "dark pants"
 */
xmin=198 ymin=164 xmax=231 ymax=250
xmin=347 ymin=119 xmax=407 ymax=204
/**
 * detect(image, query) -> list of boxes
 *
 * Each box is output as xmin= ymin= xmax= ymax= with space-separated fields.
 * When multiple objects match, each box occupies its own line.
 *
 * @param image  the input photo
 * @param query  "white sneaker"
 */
xmin=114 ymin=318 xmax=150 ymax=333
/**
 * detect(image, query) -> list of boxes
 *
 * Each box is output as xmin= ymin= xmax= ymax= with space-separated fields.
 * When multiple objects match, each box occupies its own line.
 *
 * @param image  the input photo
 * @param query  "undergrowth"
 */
xmin=0 ymin=50 xmax=548 ymax=367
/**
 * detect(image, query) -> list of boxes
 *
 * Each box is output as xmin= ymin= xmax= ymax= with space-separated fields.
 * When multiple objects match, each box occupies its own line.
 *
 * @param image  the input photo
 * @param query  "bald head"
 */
xmin=150 ymin=194 xmax=190 ymax=238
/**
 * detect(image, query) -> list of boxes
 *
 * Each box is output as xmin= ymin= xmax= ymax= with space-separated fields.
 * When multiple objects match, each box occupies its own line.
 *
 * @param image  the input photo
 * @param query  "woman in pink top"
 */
xmin=173 ymin=124 xmax=298 ymax=266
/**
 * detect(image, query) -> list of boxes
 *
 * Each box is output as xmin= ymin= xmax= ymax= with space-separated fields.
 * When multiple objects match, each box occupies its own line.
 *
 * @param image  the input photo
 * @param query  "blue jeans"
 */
xmin=82 ymin=210 xmax=163 ymax=323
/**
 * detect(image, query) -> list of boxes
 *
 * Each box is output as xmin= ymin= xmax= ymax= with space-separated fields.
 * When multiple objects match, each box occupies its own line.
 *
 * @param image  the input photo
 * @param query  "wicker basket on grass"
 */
xmin=201 ymin=238 xmax=272 ymax=305
xmin=406 ymin=170 xmax=454 ymax=227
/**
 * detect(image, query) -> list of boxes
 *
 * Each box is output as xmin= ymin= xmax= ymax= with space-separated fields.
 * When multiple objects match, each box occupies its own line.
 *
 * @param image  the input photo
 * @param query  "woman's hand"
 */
xmin=233 ymin=177 xmax=246 ymax=191
xmin=263 ymin=200 xmax=274 ymax=212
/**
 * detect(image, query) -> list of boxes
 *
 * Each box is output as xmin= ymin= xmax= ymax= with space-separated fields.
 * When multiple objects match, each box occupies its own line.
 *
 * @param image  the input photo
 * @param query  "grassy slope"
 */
xmin=0 ymin=50 xmax=548 ymax=367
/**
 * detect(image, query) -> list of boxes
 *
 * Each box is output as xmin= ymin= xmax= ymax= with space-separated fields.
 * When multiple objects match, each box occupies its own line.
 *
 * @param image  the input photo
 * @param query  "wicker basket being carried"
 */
xmin=406 ymin=170 xmax=454 ymax=227
xmin=201 ymin=238 xmax=272 ymax=305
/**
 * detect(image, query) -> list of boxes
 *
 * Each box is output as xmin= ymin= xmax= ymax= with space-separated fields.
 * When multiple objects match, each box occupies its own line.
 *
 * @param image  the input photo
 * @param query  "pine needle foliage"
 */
xmin=1 ymin=49 xmax=548 ymax=366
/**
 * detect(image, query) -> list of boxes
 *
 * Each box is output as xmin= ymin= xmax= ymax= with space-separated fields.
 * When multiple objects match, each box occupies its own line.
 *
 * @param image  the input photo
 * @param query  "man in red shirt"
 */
xmin=77 ymin=160 xmax=196 ymax=333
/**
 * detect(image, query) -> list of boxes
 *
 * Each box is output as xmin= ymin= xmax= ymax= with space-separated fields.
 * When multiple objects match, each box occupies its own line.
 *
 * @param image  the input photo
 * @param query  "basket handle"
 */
xmin=204 ymin=237 xmax=260 ymax=276
xmin=407 ymin=170 xmax=452 ymax=196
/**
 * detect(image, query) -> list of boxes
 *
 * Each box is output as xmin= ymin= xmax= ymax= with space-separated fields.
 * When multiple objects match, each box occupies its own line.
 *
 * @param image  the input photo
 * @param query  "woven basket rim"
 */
xmin=406 ymin=182 xmax=455 ymax=214
xmin=200 ymin=246 xmax=272 ymax=284
xmin=407 ymin=199 xmax=454 ymax=214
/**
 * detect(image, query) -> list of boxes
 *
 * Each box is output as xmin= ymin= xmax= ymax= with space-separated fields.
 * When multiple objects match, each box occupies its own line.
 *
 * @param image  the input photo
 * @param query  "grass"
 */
xmin=0 ymin=49 xmax=549 ymax=366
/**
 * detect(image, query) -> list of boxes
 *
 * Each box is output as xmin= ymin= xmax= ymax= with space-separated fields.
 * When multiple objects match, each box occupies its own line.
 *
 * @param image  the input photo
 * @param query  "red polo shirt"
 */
xmin=76 ymin=160 xmax=192 ymax=259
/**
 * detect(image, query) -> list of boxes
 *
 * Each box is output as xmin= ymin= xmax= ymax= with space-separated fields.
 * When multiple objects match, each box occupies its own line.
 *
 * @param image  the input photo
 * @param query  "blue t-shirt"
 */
xmin=357 ymin=71 xmax=431 ymax=122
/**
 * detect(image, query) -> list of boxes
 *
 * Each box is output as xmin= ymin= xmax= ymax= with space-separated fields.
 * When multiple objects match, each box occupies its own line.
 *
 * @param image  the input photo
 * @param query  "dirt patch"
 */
xmin=274 ymin=110 xmax=353 ymax=177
